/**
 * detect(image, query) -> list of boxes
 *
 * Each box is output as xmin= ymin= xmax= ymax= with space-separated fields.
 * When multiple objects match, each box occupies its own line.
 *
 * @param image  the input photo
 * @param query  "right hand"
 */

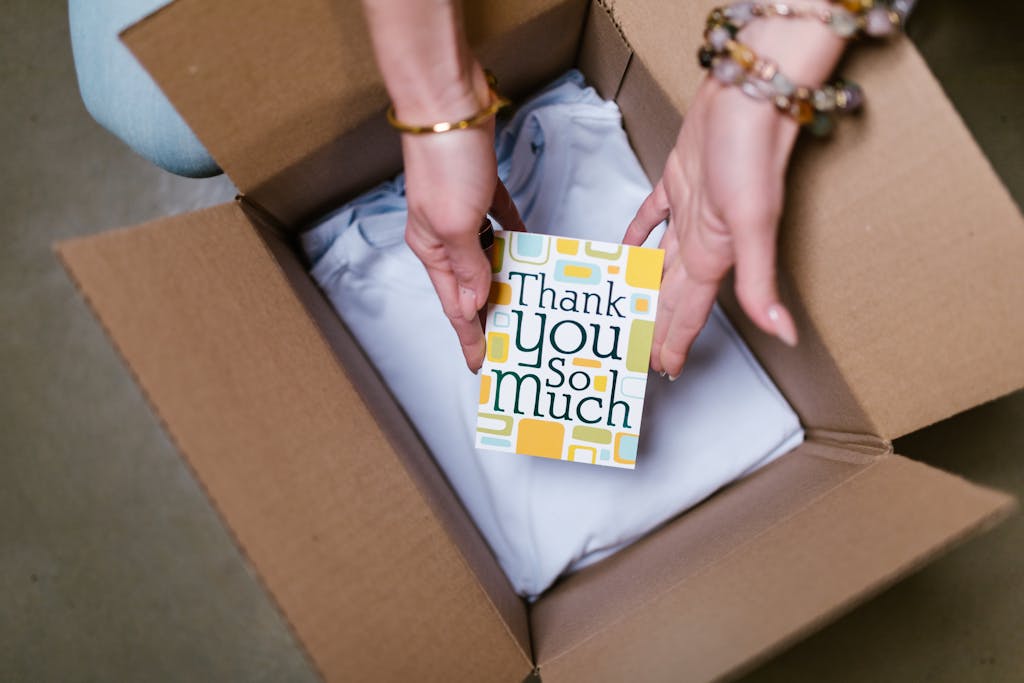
xmin=399 ymin=68 xmax=525 ymax=373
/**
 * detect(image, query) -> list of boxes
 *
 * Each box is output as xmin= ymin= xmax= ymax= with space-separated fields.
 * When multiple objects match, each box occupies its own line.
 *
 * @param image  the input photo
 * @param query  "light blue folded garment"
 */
xmin=302 ymin=70 xmax=804 ymax=598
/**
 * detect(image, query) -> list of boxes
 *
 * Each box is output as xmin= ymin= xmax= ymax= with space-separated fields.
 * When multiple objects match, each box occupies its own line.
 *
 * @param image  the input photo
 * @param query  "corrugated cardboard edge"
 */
xmin=54 ymin=233 xmax=327 ymax=681
xmin=534 ymin=448 xmax=1016 ymax=682
xmin=55 ymin=204 xmax=532 ymax=682
xmin=575 ymin=0 xmax=632 ymax=101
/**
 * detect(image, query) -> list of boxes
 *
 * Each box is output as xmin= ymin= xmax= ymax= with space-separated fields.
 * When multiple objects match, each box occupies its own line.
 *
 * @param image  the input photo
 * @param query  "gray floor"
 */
xmin=1 ymin=1 xmax=1021 ymax=682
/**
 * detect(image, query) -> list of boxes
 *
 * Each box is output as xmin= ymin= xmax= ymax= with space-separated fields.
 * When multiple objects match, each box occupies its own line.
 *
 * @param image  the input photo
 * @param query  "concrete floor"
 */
xmin=1 ymin=1 xmax=1020 ymax=681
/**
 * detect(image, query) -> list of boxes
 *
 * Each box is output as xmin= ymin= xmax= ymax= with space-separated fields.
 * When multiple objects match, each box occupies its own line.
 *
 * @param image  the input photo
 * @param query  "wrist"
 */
xmin=738 ymin=4 xmax=847 ymax=86
xmin=390 ymin=61 xmax=491 ymax=126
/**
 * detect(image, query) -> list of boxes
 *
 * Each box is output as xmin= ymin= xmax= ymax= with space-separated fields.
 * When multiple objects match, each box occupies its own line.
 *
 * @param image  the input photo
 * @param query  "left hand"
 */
xmin=623 ymin=79 xmax=800 ymax=379
xmin=623 ymin=9 xmax=846 ymax=379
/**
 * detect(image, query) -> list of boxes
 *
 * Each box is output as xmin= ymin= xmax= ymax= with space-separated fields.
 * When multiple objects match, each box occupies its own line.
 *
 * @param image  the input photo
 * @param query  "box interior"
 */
xmin=55 ymin=1 xmax=1024 ymax=681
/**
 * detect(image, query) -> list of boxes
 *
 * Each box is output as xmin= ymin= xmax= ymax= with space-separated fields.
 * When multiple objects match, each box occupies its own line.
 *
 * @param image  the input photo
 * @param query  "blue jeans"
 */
xmin=69 ymin=0 xmax=220 ymax=178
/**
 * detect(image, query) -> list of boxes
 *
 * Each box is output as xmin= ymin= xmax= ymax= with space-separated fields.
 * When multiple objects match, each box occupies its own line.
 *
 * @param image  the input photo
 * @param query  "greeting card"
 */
xmin=476 ymin=231 xmax=664 ymax=469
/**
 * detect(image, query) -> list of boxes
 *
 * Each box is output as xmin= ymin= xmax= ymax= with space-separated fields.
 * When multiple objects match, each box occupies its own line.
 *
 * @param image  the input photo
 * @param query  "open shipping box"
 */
xmin=57 ymin=0 xmax=1024 ymax=681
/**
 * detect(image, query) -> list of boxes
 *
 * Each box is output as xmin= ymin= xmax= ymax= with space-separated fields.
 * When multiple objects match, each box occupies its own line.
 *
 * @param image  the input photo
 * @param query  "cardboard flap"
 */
xmin=122 ymin=0 xmax=587 ymax=226
xmin=532 ymin=443 xmax=1014 ymax=682
xmin=604 ymin=0 xmax=1024 ymax=439
xmin=57 ymin=204 xmax=531 ymax=682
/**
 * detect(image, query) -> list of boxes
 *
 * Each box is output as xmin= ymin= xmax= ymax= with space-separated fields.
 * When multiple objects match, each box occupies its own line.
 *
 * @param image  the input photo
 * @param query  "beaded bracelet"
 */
xmin=705 ymin=0 xmax=905 ymax=44
xmin=703 ymin=37 xmax=863 ymax=136
xmin=698 ymin=1 xmax=906 ymax=135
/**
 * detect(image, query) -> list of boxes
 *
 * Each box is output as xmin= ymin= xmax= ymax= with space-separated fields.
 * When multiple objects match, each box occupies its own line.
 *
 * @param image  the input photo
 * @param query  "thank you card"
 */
xmin=476 ymin=231 xmax=664 ymax=469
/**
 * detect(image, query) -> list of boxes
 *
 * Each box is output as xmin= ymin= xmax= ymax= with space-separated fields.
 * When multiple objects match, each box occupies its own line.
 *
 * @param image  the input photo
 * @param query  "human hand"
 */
xmin=623 ymin=13 xmax=845 ymax=379
xmin=360 ymin=1 xmax=525 ymax=373
xmin=399 ymin=70 xmax=525 ymax=373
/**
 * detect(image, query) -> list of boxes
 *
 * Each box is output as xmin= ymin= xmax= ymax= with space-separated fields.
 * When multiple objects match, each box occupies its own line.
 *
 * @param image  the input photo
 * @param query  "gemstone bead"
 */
xmin=698 ymin=46 xmax=715 ymax=68
xmin=740 ymin=81 xmax=761 ymax=100
xmin=754 ymin=60 xmax=778 ymax=81
xmin=837 ymin=81 xmax=864 ymax=111
xmin=829 ymin=8 xmax=859 ymax=38
xmin=771 ymin=71 xmax=795 ymax=96
xmin=840 ymin=0 xmax=870 ymax=11
xmin=708 ymin=26 xmax=731 ymax=51
xmin=864 ymin=7 xmax=896 ymax=36
xmin=809 ymin=113 xmax=835 ymax=137
xmin=730 ymin=43 xmax=757 ymax=70
xmin=751 ymin=77 xmax=777 ymax=98
xmin=892 ymin=0 xmax=913 ymax=22
xmin=792 ymin=99 xmax=814 ymax=125
xmin=812 ymin=86 xmax=837 ymax=112
xmin=712 ymin=57 xmax=743 ymax=85
xmin=707 ymin=8 xmax=726 ymax=27
xmin=724 ymin=1 xmax=755 ymax=25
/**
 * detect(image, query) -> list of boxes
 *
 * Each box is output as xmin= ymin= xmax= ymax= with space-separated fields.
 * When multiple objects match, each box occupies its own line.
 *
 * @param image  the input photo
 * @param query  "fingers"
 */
xmin=658 ymin=262 xmax=719 ymax=379
xmin=443 ymin=223 xmax=493 ymax=321
xmin=727 ymin=204 xmax=798 ymax=347
xmin=652 ymin=208 xmax=730 ymax=379
xmin=490 ymin=179 xmax=526 ymax=232
xmin=623 ymin=180 xmax=670 ymax=247
xmin=418 ymin=254 xmax=487 ymax=372
xmin=406 ymin=210 xmax=490 ymax=372
xmin=406 ymin=178 xmax=522 ymax=373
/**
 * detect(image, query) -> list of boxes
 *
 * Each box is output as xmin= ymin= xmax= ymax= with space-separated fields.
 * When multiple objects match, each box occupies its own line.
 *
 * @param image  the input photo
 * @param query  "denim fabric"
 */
xmin=69 ymin=0 xmax=220 ymax=177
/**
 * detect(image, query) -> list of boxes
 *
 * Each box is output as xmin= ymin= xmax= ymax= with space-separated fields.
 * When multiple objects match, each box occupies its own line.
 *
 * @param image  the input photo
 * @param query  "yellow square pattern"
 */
xmin=556 ymin=238 xmax=579 ymax=255
xmin=489 ymin=281 xmax=512 ymax=305
xmin=487 ymin=332 xmax=510 ymax=363
xmin=568 ymin=445 xmax=597 ymax=464
xmin=625 ymin=247 xmax=665 ymax=290
xmin=516 ymin=419 xmax=565 ymax=459
xmin=479 ymin=374 xmax=491 ymax=405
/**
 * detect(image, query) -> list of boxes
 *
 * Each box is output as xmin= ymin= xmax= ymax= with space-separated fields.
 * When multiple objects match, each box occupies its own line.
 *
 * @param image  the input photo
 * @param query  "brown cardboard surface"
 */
xmin=57 ymin=204 xmax=531 ymax=682
xmin=122 ymin=0 xmax=585 ymax=227
xmin=62 ymin=2 xmax=1024 ymax=682
xmin=240 ymin=199 xmax=531 ymax=656
xmin=575 ymin=0 xmax=632 ymax=101
xmin=535 ymin=449 xmax=1015 ymax=682
xmin=603 ymin=1 xmax=1024 ymax=440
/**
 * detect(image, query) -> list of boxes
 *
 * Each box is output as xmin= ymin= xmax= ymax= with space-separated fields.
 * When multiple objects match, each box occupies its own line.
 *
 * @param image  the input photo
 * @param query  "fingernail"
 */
xmin=668 ymin=373 xmax=680 ymax=382
xmin=767 ymin=304 xmax=798 ymax=347
xmin=460 ymin=286 xmax=479 ymax=322
xmin=659 ymin=371 xmax=667 ymax=378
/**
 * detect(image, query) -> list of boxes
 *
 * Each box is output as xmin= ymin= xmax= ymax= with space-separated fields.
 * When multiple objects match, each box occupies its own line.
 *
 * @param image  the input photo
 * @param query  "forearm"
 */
xmin=361 ymin=0 xmax=485 ymax=122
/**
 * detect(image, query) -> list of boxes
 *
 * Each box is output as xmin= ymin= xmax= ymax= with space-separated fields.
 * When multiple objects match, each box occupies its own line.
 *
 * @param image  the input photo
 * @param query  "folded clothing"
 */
xmin=302 ymin=71 xmax=803 ymax=598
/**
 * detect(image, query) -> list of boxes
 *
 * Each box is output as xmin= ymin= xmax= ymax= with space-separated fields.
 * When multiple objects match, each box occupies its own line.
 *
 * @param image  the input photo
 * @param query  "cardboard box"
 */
xmin=57 ymin=1 xmax=1024 ymax=680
